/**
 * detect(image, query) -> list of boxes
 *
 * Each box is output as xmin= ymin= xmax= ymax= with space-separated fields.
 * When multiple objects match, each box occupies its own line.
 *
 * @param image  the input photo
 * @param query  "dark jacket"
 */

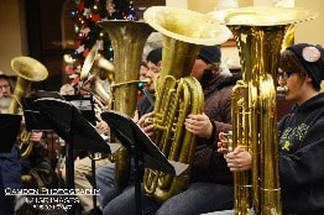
xmin=191 ymin=69 xmax=241 ymax=184
xmin=278 ymin=93 xmax=324 ymax=214
xmin=136 ymin=90 xmax=155 ymax=118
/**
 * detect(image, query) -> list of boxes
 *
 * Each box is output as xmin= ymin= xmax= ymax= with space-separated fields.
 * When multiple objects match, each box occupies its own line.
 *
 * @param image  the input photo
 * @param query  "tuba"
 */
xmin=8 ymin=56 xmax=48 ymax=157
xmin=143 ymin=6 xmax=231 ymax=203
xmin=99 ymin=20 xmax=153 ymax=186
xmin=209 ymin=7 xmax=317 ymax=214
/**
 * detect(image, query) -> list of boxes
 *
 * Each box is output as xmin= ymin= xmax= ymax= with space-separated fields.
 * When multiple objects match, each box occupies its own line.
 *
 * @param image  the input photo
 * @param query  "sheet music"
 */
xmin=168 ymin=160 xmax=189 ymax=176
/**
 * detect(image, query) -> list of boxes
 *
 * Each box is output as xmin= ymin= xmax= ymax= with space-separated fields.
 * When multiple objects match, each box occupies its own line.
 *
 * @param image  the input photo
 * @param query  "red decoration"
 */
xmin=78 ymin=1 xmax=85 ymax=12
xmin=91 ymin=14 xmax=101 ymax=22
xmin=82 ymin=48 xmax=89 ymax=57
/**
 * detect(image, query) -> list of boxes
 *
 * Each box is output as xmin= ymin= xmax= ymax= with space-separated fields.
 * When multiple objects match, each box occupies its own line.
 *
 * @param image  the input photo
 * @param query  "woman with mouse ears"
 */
xmin=218 ymin=43 xmax=324 ymax=214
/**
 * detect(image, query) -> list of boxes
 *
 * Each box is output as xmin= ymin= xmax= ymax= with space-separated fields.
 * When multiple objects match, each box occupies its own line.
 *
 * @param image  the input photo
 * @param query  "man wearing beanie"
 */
xmin=103 ymin=45 xmax=242 ymax=215
xmin=218 ymin=43 xmax=324 ymax=214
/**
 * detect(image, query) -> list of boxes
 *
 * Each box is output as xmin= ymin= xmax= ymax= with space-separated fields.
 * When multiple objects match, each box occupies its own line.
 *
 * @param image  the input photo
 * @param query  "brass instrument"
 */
xmin=99 ymin=20 xmax=153 ymax=186
xmin=143 ymin=6 xmax=231 ymax=203
xmin=8 ymin=56 xmax=48 ymax=114
xmin=81 ymin=44 xmax=114 ymax=108
xmin=209 ymin=6 xmax=317 ymax=214
xmin=8 ymin=56 xmax=48 ymax=157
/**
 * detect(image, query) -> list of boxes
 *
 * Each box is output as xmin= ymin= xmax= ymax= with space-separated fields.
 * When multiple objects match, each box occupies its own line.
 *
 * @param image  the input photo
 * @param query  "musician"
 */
xmin=95 ymin=47 xmax=163 ymax=211
xmin=218 ymin=43 xmax=324 ymax=214
xmin=103 ymin=45 xmax=241 ymax=215
xmin=136 ymin=47 xmax=162 ymax=117
xmin=0 ymin=73 xmax=14 ymax=113
xmin=0 ymin=73 xmax=21 ymax=214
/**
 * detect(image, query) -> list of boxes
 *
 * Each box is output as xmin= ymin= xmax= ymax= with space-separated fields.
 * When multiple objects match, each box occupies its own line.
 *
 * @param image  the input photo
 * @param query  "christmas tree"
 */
xmin=63 ymin=0 xmax=137 ymax=90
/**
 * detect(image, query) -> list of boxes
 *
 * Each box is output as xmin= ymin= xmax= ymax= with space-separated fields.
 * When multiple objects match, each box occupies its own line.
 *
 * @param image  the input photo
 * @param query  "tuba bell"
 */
xmin=99 ymin=20 xmax=153 ymax=186
xmin=142 ymin=6 xmax=231 ymax=203
xmin=8 ymin=56 xmax=48 ymax=114
xmin=209 ymin=6 xmax=317 ymax=214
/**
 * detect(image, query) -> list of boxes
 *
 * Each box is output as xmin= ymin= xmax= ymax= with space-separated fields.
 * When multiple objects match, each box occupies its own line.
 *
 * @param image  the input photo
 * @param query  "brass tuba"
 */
xmin=8 ymin=56 xmax=48 ymax=157
xmin=209 ymin=6 xmax=317 ymax=214
xmin=142 ymin=6 xmax=231 ymax=203
xmin=99 ymin=20 xmax=153 ymax=186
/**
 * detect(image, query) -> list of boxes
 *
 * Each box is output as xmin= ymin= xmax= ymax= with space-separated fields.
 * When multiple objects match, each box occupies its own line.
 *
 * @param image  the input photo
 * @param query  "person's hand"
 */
xmin=224 ymin=147 xmax=252 ymax=172
xmin=29 ymin=131 xmax=43 ymax=143
xmin=217 ymin=132 xmax=230 ymax=154
xmin=185 ymin=113 xmax=213 ymax=139
xmin=96 ymin=120 xmax=110 ymax=134
xmin=137 ymin=112 xmax=154 ymax=137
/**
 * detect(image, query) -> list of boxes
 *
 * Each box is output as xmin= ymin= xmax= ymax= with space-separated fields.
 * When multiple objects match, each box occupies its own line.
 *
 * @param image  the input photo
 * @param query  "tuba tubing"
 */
xmin=209 ymin=6 xmax=318 ymax=214
xmin=99 ymin=20 xmax=153 ymax=186
xmin=142 ymin=6 xmax=231 ymax=203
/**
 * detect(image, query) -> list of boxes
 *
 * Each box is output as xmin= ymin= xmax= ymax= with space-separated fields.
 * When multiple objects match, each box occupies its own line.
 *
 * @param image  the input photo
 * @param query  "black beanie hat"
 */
xmin=198 ymin=45 xmax=221 ymax=64
xmin=146 ymin=47 xmax=162 ymax=65
xmin=287 ymin=43 xmax=324 ymax=86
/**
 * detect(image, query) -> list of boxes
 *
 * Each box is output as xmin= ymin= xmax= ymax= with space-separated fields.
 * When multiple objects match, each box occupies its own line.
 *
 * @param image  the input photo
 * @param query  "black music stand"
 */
xmin=101 ymin=111 xmax=176 ymax=215
xmin=0 ymin=114 xmax=22 ymax=153
xmin=24 ymin=97 xmax=110 ymax=214
xmin=64 ymin=94 xmax=96 ymax=125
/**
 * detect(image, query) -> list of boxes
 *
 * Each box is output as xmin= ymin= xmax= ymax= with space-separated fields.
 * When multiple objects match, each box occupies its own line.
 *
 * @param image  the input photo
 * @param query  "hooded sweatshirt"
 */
xmin=278 ymin=92 xmax=324 ymax=214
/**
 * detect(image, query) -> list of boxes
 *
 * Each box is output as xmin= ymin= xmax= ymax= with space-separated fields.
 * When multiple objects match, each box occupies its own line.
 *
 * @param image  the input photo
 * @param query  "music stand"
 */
xmin=23 ymin=96 xmax=110 ymax=214
xmin=64 ymin=94 xmax=96 ymax=125
xmin=101 ymin=111 xmax=177 ymax=215
xmin=0 ymin=114 xmax=22 ymax=153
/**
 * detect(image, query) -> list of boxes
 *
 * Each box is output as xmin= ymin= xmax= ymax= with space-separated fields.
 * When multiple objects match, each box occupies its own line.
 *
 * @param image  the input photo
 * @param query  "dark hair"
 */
xmin=279 ymin=49 xmax=319 ymax=90
xmin=280 ymin=43 xmax=324 ymax=91
xmin=146 ymin=47 xmax=162 ymax=65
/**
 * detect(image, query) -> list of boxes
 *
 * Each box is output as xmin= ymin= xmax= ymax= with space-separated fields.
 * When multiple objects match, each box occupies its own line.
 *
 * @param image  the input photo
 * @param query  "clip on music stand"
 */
xmin=0 ymin=114 xmax=22 ymax=153
xmin=101 ymin=111 xmax=182 ymax=215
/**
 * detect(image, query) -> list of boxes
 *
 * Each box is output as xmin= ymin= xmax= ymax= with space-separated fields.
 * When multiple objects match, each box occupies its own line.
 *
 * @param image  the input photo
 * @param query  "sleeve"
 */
xmin=279 ymin=117 xmax=324 ymax=187
xmin=198 ymin=87 xmax=233 ymax=146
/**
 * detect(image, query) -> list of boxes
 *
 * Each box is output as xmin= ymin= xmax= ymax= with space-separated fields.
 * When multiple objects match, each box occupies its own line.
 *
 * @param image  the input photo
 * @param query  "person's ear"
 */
xmin=156 ymin=61 xmax=162 ymax=68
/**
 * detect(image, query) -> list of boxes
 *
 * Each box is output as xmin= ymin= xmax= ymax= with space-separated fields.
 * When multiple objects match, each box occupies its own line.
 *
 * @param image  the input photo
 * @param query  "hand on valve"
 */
xmin=137 ymin=112 xmax=154 ymax=138
xmin=217 ymin=132 xmax=252 ymax=172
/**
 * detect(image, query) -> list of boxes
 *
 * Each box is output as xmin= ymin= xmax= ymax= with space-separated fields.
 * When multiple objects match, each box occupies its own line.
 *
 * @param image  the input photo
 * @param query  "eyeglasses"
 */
xmin=277 ymin=71 xmax=295 ymax=80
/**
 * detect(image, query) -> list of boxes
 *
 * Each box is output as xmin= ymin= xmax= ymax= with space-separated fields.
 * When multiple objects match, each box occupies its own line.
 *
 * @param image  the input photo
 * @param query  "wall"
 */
xmin=295 ymin=0 xmax=324 ymax=45
xmin=165 ymin=0 xmax=324 ymax=68
xmin=0 ymin=0 xmax=27 ymax=75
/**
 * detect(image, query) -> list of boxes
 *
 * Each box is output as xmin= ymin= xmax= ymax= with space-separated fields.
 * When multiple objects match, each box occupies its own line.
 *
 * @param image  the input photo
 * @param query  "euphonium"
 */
xmin=8 ymin=56 xmax=48 ymax=157
xmin=99 ymin=20 xmax=153 ymax=186
xmin=80 ymin=44 xmax=114 ymax=108
xmin=143 ymin=6 xmax=231 ymax=203
xmin=209 ymin=7 xmax=317 ymax=214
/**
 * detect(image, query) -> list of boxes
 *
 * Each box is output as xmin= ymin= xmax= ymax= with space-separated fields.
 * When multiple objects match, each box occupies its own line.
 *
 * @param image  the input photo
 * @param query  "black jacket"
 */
xmin=278 ymin=93 xmax=324 ymax=214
